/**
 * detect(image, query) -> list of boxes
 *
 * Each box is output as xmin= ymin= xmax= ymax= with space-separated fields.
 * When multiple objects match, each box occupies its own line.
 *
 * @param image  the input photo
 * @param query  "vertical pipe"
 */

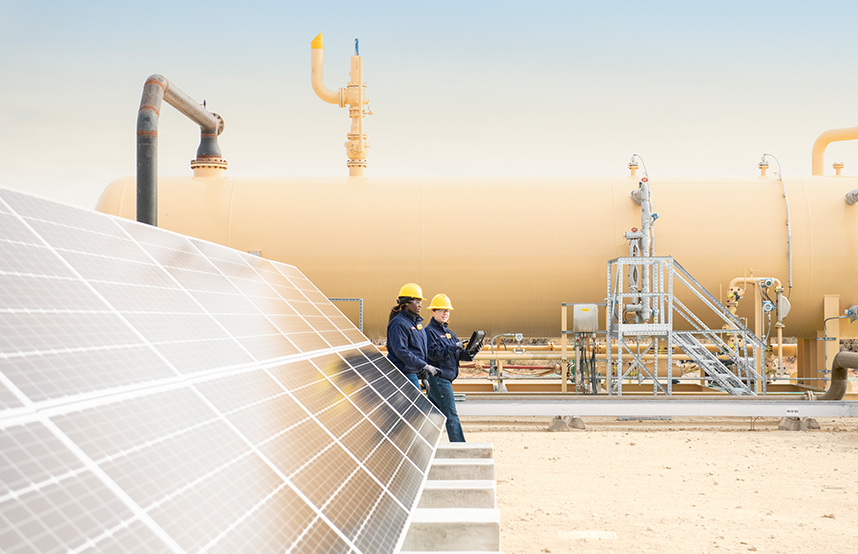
xmin=639 ymin=180 xmax=652 ymax=322
xmin=136 ymin=75 xmax=168 ymax=226
xmin=136 ymin=74 xmax=224 ymax=226
xmin=561 ymin=305 xmax=568 ymax=394
xmin=777 ymin=326 xmax=783 ymax=372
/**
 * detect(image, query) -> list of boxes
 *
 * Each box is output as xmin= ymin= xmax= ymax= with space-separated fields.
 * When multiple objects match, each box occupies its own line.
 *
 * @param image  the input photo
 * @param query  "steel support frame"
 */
xmin=456 ymin=397 xmax=858 ymax=418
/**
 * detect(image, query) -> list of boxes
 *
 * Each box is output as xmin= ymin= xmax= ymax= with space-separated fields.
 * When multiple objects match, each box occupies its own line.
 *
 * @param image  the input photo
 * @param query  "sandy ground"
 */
xmin=459 ymin=416 xmax=858 ymax=554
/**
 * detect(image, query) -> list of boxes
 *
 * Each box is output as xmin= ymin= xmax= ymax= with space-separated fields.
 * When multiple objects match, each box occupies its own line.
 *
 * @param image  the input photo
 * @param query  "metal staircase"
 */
xmin=607 ymin=256 xmax=766 ymax=395
xmin=672 ymin=332 xmax=752 ymax=395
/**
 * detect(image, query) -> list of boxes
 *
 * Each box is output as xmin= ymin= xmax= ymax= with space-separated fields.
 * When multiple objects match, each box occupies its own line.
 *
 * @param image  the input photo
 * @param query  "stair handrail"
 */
xmin=672 ymin=261 xmax=766 ymax=348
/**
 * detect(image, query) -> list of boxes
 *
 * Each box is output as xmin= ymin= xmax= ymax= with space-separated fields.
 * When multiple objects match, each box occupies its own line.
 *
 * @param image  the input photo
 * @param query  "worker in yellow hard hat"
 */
xmin=387 ymin=283 xmax=439 ymax=389
xmin=424 ymin=293 xmax=479 ymax=442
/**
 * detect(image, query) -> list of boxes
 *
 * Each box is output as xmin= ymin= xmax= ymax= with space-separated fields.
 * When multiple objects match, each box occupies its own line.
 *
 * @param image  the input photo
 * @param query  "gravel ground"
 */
xmin=460 ymin=416 xmax=858 ymax=554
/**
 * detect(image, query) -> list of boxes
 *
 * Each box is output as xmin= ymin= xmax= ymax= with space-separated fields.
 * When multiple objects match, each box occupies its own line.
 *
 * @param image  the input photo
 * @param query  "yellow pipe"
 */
xmin=311 ymin=33 xmax=369 ymax=176
xmin=728 ymin=276 xmax=781 ymax=294
xmin=812 ymin=126 xmax=858 ymax=176
xmin=777 ymin=325 xmax=784 ymax=371
xmin=310 ymin=34 xmax=340 ymax=105
xmin=377 ymin=342 xmax=798 ymax=357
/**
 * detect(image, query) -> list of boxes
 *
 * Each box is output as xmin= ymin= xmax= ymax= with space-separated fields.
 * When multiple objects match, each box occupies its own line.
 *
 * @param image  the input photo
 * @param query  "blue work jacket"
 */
xmin=387 ymin=309 xmax=428 ymax=375
xmin=425 ymin=317 xmax=474 ymax=381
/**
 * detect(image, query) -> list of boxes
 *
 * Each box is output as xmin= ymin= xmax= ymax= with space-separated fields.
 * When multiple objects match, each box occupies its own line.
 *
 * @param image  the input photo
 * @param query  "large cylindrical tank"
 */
xmin=96 ymin=175 xmax=858 ymax=340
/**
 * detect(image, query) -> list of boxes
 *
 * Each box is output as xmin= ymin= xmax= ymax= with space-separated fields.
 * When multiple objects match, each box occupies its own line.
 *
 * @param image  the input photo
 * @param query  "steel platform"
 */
xmin=455 ymin=394 xmax=858 ymax=418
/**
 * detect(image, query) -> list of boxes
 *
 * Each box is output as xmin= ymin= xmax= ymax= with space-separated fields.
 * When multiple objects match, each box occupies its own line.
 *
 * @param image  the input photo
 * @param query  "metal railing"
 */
xmin=607 ymin=256 xmax=765 ymax=395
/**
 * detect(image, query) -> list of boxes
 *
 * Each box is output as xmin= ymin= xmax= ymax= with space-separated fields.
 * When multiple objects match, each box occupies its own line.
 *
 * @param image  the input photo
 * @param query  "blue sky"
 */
xmin=2 ymin=1 xmax=857 ymax=208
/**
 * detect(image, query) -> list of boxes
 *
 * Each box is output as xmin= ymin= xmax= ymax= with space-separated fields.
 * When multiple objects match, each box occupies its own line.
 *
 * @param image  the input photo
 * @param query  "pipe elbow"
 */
xmin=818 ymin=351 xmax=858 ymax=400
xmin=137 ymin=74 xmax=168 ymax=133
xmin=812 ymin=127 xmax=858 ymax=176
xmin=846 ymin=189 xmax=858 ymax=205
xmin=311 ymin=39 xmax=341 ymax=105
xmin=630 ymin=188 xmax=644 ymax=205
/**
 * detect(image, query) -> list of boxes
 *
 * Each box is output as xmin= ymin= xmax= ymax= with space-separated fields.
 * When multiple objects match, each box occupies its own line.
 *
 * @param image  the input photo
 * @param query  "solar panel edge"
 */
xmin=0 ymin=188 xmax=442 ymax=554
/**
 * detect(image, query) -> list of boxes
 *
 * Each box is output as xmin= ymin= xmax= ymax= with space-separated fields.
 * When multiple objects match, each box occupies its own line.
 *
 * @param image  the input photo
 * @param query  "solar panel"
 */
xmin=0 ymin=188 xmax=445 ymax=554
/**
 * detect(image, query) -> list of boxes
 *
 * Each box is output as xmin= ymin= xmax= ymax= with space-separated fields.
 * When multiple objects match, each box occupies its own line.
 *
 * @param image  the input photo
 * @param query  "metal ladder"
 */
xmin=672 ymin=332 xmax=753 ymax=395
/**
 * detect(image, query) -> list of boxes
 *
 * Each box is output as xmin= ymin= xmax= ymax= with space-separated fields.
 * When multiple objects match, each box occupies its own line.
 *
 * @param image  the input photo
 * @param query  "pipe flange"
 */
xmin=211 ymin=113 xmax=225 ymax=135
xmin=190 ymin=157 xmax=228 ymax=170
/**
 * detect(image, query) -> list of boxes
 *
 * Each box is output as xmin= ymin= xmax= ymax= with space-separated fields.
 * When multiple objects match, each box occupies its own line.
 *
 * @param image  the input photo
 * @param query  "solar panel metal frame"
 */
xmin=0 ymin=188 xmax=445 ymax=554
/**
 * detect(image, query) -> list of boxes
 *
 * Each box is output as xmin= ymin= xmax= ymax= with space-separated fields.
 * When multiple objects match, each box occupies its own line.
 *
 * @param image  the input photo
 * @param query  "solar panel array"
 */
xmin=0 ymin=188 xmax=445 ymax=554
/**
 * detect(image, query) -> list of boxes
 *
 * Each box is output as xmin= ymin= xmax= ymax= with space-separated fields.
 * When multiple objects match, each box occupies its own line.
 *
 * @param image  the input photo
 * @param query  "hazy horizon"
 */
xmin=2 ymin=1 xmax=857 ymax=209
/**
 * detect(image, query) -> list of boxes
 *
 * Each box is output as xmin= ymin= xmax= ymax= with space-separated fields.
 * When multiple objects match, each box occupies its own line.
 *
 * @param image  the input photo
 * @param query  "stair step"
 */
xmin=435 ymin=442 xmax=493 ymax=459
xmin=417 ymin=480 xmax=496 ymax=509
xmin=402 ymin=508 xmax=501 ymax=552
xmin=428 ymin=459 xmax=495 ymax=481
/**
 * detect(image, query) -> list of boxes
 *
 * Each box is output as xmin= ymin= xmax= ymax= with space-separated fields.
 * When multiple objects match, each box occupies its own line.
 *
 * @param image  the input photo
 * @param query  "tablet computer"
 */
xmin=465 ymin=330 xmax=485 ymax=357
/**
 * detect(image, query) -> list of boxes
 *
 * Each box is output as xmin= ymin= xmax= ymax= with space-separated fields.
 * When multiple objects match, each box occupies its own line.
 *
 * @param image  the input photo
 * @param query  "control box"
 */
xmin=573 ymin=304 xmax=599 ymax=333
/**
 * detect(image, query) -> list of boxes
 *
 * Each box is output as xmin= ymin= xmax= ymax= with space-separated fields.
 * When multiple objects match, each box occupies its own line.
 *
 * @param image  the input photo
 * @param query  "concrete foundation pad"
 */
xmin=418 ymin=480 xmax=497 ymax=509
xmin=428 ymin=458 xmax=495 ymax=480
xmin=562 ymin=415 xmax=586 ymax=429
xmin=548 ymin=415 xmax=569 ymax=431
xmin=402 ymin=508 xmax=501 ymax=552
xmin=435 ymin=442 xmax=494 ymax=459
xmin=778 ymin=417 xmax=808 ymax=431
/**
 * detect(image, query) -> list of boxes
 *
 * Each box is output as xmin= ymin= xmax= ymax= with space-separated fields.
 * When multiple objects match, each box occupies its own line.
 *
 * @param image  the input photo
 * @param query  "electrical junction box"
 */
xmin=573 ymin=304 xmax=599 ymax=333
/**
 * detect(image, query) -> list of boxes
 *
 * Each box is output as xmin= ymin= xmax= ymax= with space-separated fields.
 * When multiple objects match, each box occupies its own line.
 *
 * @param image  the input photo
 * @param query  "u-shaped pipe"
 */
xmin=137 ymin=74 xmax=224 ymax=225
xmin=817 ymin=351 xmax=858 ymax=400
xmin=811 ymin=126 xmax=858 ymax=176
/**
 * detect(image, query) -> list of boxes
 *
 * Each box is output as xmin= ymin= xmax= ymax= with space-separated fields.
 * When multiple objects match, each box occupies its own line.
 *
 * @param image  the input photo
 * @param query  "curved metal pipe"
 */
xmin=811 ymin=126 xmax=858 ymax=176
xmin=136 ymin=74 xmax=224 ymax=225
xmin=846 ymin=189 xmax=858 ymax=205
xmin=818 ymin=351 xmax=858 ymax=400
xmin=310 ymin=34 xmax=341 ymax=106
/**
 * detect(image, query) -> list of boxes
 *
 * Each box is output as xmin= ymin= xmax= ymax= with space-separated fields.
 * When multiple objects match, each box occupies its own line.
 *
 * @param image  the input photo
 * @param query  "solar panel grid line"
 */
xmin=259 ymin=367 xmax=401 ymax=486
xmin=195 ymin=480 xmax=293 ymax=554
xmin=107 ymin=225 xmax=267 ymax=365
xmin=185 ymin=237 xmax=328 ymax=327
xmin=48 ymin=382 xmax=312 ymax=554
xmin=114 ymin=216 xmax=338 ymax=359
xmin=0 ymin=366 xmax=33 ymax=413
xmin=307 ymin=352 xmax=441 ymax=467
xmin=352 ymin=486 xmax=401 ymax=551
xmin=4 ymin=342 xmax=365 ymax=433
xmin=0 ymin=206 xmax=189 ymax=391
xmin=187 ymin=371 xmax=368 ymax=554
xmin=265 ymin=260 xmax=357 ymax=346
xmin=254 ymin=355 xmax=436 ymax=548
xmin=63 ymin=507 xmax=154 ymax=554
xmin=132 ymin=444 xmax=256 ymax=513
xmin=0 ymin=437 xmax=89 ymax=506
xmin=171 ymin=232 xmax=357 ymax=356
xmin=35 ymin=417 xmax=185 ymax=554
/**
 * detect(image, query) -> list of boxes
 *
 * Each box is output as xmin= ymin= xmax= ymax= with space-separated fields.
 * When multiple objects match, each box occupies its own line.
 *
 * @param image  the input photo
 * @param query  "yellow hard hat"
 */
xmin=428 ymin=293 xmax=454 ymax=310
xmin=398 ymin=283 xmax=426 ymax=301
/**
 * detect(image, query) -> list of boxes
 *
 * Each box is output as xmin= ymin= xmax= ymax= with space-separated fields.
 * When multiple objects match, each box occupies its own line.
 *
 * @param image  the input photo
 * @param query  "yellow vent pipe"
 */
xmin=311 ymin=33 xmax=370 ymax=177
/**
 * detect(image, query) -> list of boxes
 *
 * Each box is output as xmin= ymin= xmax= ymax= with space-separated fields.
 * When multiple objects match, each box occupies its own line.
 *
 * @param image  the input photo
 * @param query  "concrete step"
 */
xmin=401 ymin=508 xmax=501 ymax=552
xmin=417 ymin=480 xmax=496 ymax=509
xmin=428 ymin=458 xmax=495 ymax=481
xmin=435 ymin=442 xmax=493 ymax=459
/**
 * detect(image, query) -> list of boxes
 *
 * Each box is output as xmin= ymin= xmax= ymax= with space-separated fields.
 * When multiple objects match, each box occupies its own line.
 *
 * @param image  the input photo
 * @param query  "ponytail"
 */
xmin=388 ymin=296 xmax=411 ymax=322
